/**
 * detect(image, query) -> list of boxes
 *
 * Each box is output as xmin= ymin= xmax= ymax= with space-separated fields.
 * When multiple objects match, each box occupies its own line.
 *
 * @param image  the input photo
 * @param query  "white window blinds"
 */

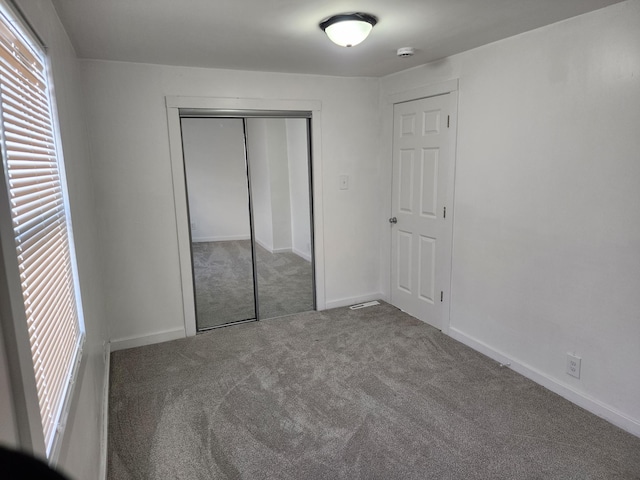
xmin=0 ymin=6 xmax=84 ymax=455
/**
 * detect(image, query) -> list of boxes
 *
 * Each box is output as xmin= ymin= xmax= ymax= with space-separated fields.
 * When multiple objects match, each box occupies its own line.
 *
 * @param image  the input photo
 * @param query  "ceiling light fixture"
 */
xmin=319 ymin=13 xmax=377 ymax=48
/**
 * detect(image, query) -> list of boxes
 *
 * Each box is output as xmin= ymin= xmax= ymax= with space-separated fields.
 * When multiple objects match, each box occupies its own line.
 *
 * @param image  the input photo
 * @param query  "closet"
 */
xmin=180 ymin=113 xmax=315 ymax=330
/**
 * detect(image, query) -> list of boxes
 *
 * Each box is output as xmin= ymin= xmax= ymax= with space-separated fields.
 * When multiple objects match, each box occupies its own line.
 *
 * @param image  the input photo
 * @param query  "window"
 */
xmin=0 ymin=3 xmax=84 ymax=457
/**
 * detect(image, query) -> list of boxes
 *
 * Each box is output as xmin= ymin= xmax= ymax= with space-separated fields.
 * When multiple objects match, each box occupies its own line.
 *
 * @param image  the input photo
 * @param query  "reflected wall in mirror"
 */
xmin=181 ymin=118 xmax=256 ymax=329
xmin=245 ymin=118 xmax=315 ymax=320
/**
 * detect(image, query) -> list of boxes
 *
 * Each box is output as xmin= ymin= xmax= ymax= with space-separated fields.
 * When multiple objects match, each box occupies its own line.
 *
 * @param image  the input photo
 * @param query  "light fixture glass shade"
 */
xmin=325 ymin=20 xmax=372 ymax=47
xmin=320 ymin=13 xmax=377 ymax=47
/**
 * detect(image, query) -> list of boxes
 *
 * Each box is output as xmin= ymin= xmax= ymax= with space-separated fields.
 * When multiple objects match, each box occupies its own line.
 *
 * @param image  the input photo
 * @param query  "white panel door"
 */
xmin=391 ymin=94 xmax=453 ymax=329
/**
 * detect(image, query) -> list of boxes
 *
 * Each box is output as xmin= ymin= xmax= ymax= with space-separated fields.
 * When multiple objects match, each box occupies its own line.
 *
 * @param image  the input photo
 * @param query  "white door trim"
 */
xmin=383 ymin=80 xmax=458 ymax=334
xmin=165 ymin=96 xmax=326 ymax=337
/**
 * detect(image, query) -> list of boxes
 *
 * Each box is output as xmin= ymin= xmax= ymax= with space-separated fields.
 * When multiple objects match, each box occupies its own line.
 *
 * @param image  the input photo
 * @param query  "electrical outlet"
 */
xmin=566 ymin=353 xmax=581 ymax=379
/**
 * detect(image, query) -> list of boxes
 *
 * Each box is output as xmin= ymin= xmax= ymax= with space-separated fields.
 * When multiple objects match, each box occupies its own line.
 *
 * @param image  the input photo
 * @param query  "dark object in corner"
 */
xmin=0 ymin=446 xmax=69 ymax=479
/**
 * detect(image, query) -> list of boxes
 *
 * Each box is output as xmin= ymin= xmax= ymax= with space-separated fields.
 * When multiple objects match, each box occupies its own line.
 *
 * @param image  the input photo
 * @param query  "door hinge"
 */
xmin=443 ymin=206 xmax=446 ymax=219
xmin=440 ymin=291 xmax=444 ymax=302
xmin=447 ymin=115 xmax=450 ymax=128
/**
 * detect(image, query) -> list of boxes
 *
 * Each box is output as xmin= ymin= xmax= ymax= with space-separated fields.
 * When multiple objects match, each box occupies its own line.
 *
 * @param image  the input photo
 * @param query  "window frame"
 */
xmin=0 ymin=0 xmax=86 ymax=464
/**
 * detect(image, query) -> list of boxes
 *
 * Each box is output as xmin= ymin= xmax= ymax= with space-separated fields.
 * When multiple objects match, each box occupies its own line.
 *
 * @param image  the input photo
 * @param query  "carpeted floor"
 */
xmin=192 ymin=241 xmax=255 ymax=327
xmin=108 ymin=302 xmax=640 ymax=479
xmin=192 ymin=240 xmax=314 ymax=329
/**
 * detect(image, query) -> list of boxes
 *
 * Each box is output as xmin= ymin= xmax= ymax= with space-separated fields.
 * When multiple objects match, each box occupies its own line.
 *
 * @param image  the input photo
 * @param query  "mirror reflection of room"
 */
xmin=181 ymin=118 xmax=256 ymax=329
xmin=181 ymin=115 xmax=315 ymax=332
xmin=246 ymin=118 xmax=314 ymax=320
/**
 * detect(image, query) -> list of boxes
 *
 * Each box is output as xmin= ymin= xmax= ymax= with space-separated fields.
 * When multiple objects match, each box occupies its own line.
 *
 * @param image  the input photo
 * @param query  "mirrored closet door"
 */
xmin=181 ymin=118 xmax=256 ymax=329
xmin=181 ymin=114 xmax=315 ymax=331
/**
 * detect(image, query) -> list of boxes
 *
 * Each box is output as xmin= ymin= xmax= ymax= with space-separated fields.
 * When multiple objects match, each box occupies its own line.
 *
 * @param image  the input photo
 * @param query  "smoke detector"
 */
xmin=397 ymin=47 xmax=415 ymax=58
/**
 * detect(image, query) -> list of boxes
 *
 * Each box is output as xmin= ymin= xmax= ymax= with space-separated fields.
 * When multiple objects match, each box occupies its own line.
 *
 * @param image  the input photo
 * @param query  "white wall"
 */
xmin=380 ymin=0 xmax=640 ymax=434
xmin=265 ymin=119 xmax=293 ymax=253
xmin=3 ymin=1 xmax=108 ymax=478
xmin=286 ymin=119 xmax=312 ymax=261
xmin=245 ymin=118 xmax=274 ymax=250
xmin=246 ymin=118 xmax=295 ymax=253
xmin=80 ymin=61 xmax=382 ymax=343
xmin=181 ymin=118 xmax=251 ymax=242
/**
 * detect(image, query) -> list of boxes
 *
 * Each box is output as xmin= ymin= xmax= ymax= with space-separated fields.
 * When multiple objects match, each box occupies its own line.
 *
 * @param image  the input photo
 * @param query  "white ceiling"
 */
xmin=51 ymin=0 xmax=624 ymax=77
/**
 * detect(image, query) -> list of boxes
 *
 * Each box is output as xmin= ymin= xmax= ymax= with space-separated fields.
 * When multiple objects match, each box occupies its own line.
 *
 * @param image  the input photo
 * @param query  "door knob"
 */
xmin=389 ymin=217 xmax=397 ymax=224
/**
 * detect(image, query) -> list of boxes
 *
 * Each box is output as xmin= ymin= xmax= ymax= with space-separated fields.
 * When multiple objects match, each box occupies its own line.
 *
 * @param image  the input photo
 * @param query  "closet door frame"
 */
xmin=166 ymin=96 xmax=325 ymax=337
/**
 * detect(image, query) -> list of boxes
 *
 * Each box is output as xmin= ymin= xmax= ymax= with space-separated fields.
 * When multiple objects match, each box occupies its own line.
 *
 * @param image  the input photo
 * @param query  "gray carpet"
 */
xmin=254 ymin=242 xmax=314 ymax=321
xmin=192 ymin=240 xmax=314 ymax=329
xmin=192 ymin=241 xmax=255 ymax=327
xmin=108 ymin=302 xmax=640 ymax=479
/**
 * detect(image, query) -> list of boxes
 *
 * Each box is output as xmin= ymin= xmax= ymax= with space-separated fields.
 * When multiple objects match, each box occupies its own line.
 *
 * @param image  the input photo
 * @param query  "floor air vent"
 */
xmin=349 ymin=301 xmax=380 ymax=310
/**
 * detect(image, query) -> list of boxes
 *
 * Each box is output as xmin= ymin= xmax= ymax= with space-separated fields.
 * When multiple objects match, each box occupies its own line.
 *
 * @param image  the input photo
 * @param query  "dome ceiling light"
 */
xmin=319 ymin=13 xmax=378 ymax=48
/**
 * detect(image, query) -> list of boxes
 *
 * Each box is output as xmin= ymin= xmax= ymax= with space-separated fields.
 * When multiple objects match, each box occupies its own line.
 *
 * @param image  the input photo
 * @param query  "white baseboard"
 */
xmin=110 ymin=327 xmax=185 ymax=351
xmin=448 ymin=327 xmax=640 ymax=438
xmin=255 ymin=236 xmax=293 ymax=253
xmin=325 ymin=293 xmax=384 ymax=310
xmin=256 ymin=236 xmax=298 ymax=256
xmin=254 ymin=237 xmax=272 ymax=252
xmin=99 ymin=341 xmax=111 ymax=480
xmin=192 ymin=235 xmax=250 ymax=243
xmin=292 ymin=247 xmax=312 ymax=263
